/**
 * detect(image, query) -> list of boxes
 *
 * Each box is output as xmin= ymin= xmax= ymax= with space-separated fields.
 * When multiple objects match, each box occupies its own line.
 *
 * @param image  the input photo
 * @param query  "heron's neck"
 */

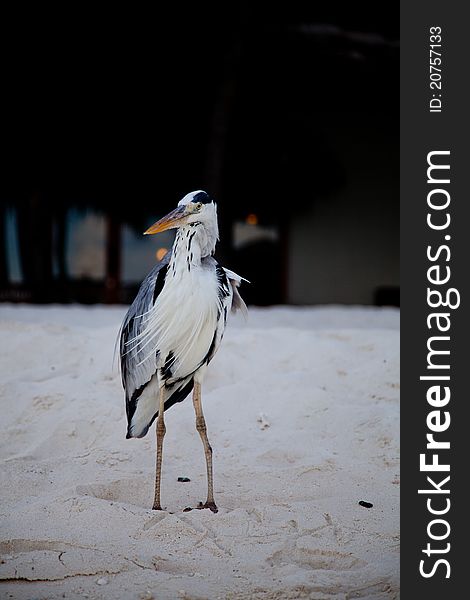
xmin=170 ymin=223 xmax=217 ymax=274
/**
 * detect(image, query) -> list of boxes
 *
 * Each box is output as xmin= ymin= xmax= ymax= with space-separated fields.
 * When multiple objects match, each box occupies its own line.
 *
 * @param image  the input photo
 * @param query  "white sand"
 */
xmin=0 ymin=304 xmax=399 ymax=600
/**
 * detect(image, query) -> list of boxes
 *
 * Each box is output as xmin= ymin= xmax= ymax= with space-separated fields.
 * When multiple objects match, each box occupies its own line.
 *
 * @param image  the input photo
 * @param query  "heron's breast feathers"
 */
xmin=125 ymin=262 xmax=230 ymax=383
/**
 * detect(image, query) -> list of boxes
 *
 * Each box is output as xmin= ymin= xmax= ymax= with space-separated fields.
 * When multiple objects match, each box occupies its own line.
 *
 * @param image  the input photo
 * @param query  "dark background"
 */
xmin=0 ymin=5 xmax=399 ymax=306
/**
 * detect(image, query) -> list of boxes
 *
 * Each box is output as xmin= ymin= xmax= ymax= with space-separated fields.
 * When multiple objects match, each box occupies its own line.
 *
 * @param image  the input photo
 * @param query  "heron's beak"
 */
xmin=144 ymin=206 xmax=188 ymax=235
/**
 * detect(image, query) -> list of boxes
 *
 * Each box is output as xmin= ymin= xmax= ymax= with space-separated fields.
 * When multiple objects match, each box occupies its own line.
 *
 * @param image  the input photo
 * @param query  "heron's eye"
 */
xmin=195 ymin=202 xmax=203 ymax=211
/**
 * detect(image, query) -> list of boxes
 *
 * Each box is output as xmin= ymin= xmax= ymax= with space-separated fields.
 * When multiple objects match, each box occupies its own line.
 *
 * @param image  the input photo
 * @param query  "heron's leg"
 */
xmin=152 ymin=386 xmax=166 ymax=510
xmin=192 ymin=381 xmax=218 ymax=513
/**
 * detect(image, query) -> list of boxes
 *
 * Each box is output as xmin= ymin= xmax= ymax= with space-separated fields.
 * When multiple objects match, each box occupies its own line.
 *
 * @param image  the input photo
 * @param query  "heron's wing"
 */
xmin=223 ymin=267 xmax=248 ymax=317
xmin=198 ymin=262 xmax=248 ymax=369
xmin=119 ymin=251 xmax=171 ymax=416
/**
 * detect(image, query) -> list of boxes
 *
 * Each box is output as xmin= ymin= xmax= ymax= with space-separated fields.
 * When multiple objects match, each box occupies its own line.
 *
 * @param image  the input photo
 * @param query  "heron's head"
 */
xmin=144 ymin=191 xmax=218 ymax=236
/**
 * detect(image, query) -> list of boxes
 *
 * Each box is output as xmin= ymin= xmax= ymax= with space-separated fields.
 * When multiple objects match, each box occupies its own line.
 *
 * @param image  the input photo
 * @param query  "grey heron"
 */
xmin=119 ymin=190 xmax=247 ymax=512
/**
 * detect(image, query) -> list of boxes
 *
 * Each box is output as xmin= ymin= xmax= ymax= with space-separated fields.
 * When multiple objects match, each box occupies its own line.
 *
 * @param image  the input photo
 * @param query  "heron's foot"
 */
xmin=197 ymin=500 xmax=218 ymax=513
xmin=152 ymin=503 xmax=164 ymax=511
